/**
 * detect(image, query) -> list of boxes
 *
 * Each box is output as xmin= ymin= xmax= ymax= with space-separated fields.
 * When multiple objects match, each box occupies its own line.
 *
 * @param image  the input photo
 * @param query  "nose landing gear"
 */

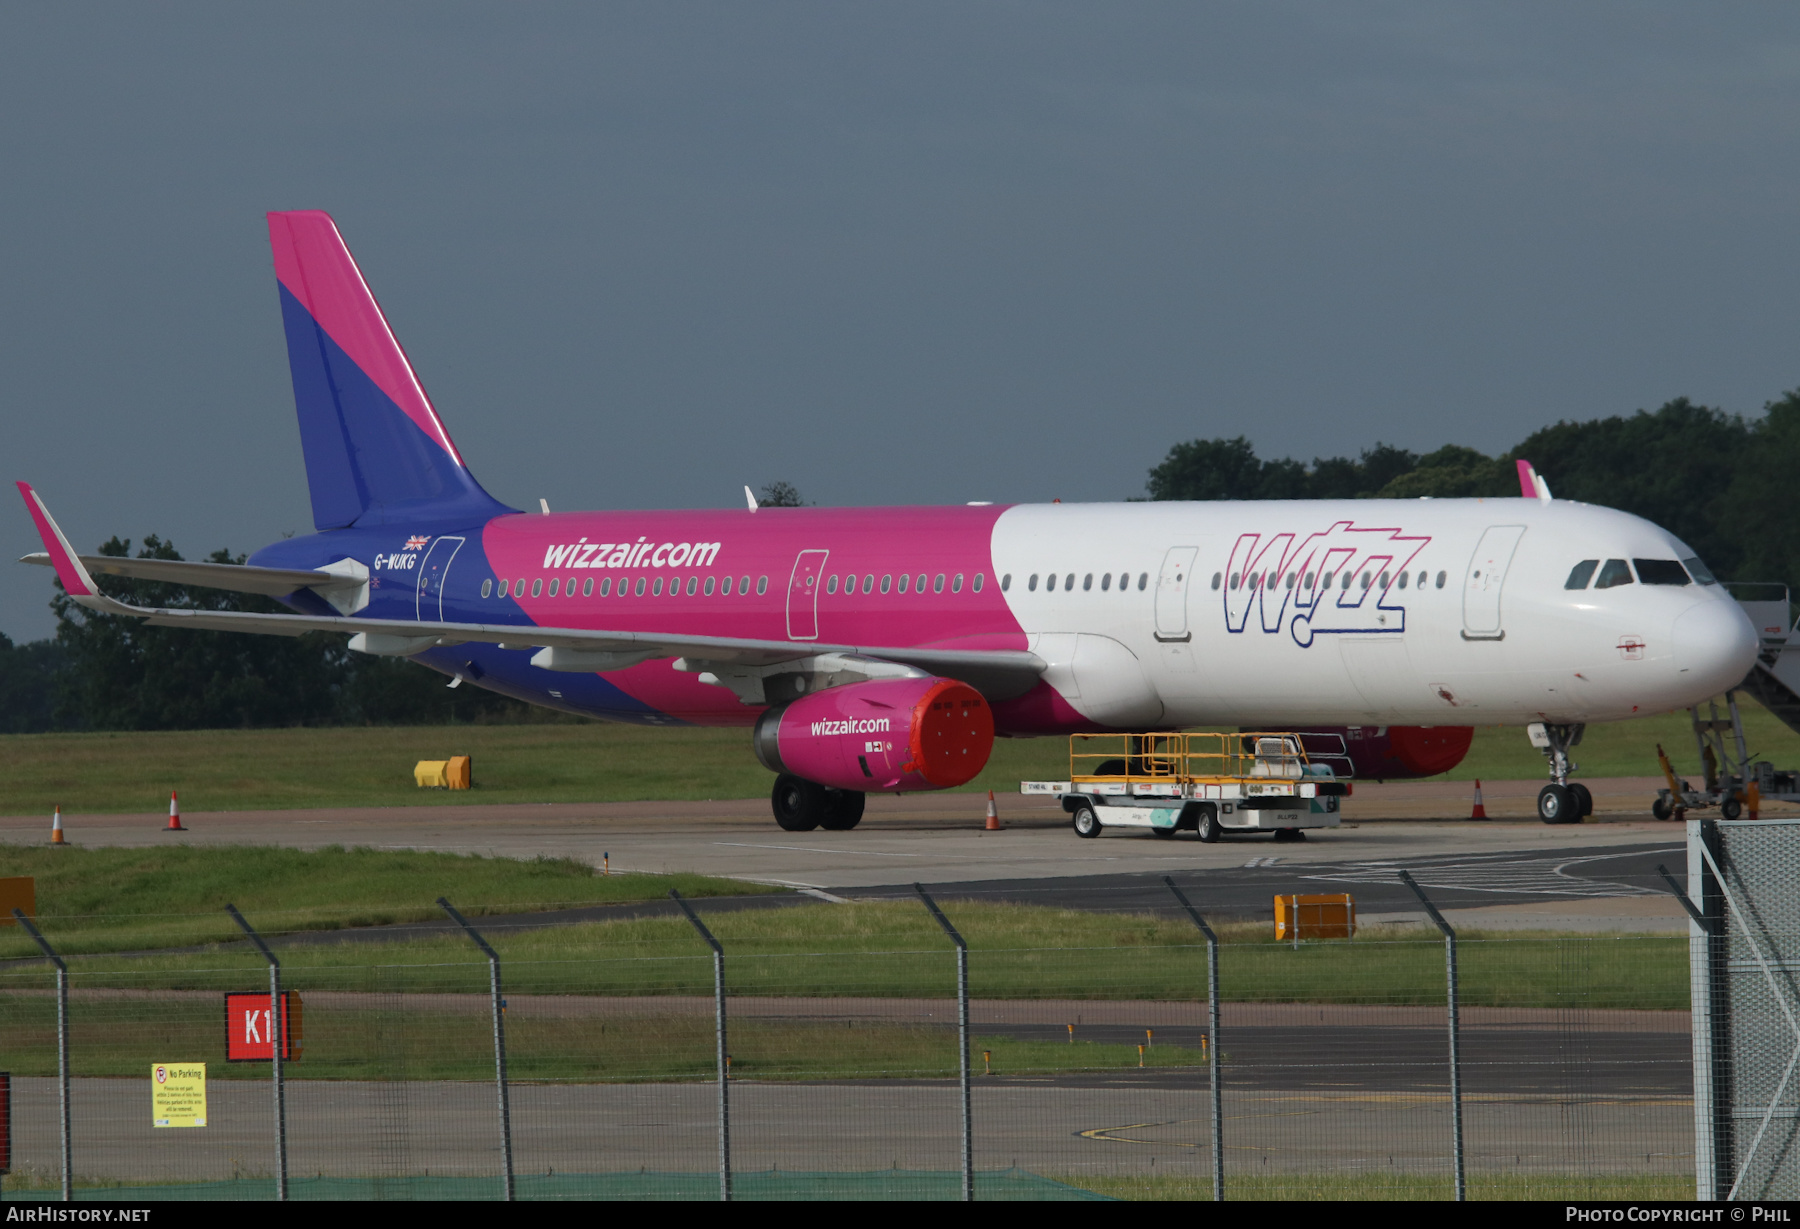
xmin=1533 ymin=723 xmax=1594 ymax=824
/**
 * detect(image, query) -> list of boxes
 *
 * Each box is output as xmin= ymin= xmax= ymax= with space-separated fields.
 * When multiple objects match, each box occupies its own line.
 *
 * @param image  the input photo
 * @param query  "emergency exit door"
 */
xmin=1155 ymin=546 xmax=1199 ymax=642
xmin=786 ymin=549 xmax=830 ymax=640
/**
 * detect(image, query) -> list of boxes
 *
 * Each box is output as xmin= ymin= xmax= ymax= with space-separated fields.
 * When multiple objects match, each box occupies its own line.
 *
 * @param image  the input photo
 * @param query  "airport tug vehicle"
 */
xmin=1022 ymin=732 xmax=1350 ymax=842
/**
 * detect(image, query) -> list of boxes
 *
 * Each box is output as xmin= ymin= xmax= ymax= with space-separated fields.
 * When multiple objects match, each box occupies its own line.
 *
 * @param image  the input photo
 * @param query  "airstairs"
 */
xmin=1655 ymin=585 xmax=1800 ymax=819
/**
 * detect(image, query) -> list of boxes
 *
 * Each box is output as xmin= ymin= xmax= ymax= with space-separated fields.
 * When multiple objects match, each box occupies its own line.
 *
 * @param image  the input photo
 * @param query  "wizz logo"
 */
xmin=1224 ymin=522 xmax=1429 ymax=648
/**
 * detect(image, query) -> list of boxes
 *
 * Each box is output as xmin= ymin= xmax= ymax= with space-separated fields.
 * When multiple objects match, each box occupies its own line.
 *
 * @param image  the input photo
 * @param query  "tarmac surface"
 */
xmin=0 ymin=776 xmax=1701 ymax=932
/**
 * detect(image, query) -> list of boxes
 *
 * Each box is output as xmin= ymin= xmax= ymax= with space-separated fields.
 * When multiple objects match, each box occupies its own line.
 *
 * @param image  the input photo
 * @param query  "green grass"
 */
xmin=1440 ymin=691 xmax=1800 ymax=781
xmin=2 ymin=690 xmax=1794 ymax=816
xmin=1 ymin=900 xmax=1687 ymax=1008
xmin=0 ymin=843 xmax=774 ymax=958
xmin=0 ymin=987 xmax=1207 ymax=1081
xmin=0 ymin=722 xmax=1075 ymax=815
xmin=1065 ymin=1172 xmax=1696 ymax=1201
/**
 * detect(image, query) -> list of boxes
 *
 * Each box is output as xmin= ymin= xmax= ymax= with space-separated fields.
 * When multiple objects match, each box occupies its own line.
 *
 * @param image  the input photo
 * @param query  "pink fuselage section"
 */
xmin=477 ymin=504 xmax=1037 ymax=729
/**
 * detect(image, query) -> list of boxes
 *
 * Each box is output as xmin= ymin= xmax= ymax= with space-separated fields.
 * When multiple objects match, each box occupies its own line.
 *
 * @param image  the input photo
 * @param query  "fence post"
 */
xmin=670 ymin=890 xmax=731 ymax=1202
xmin=1163 ymin=878 xmax=1224 ymax=1202
xmin=224 ymin=905 xmax=288 ymax=1201
xmin=437 ymin=898 xmax=515 ymax=1201
xmin=12 ymin=910 xmax=69 ymax=1203
xmin=1396 ymin=870 xmax=1466 ymax=1202
xmin=914 ymin=885 xmax=972 ymax=1202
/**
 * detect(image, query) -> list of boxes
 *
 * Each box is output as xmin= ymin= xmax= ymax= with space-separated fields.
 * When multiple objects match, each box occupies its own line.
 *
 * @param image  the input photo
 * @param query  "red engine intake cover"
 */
xmin=1289 ymin=725 xmax=1474 ymax=780
xmin=757 ymin=677 xmax=995 ymax=793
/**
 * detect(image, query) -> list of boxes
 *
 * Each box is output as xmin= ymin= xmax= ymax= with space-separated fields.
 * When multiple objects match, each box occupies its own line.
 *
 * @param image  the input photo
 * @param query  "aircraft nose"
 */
xmin=1672 ymin=599 xmax=1758 ymax=696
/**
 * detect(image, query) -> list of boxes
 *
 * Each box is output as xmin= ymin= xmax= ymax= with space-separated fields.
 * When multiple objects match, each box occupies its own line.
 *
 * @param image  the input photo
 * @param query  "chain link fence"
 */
xmin=0 ymin=882 xmax=1694 ymax=1202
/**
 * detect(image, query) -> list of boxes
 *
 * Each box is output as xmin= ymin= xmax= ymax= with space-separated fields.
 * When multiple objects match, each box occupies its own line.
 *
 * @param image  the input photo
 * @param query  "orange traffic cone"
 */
xmin=51 ymin=804 xmax=65 ymax=846
xmin=164 ymin=790 xmax=186 ymax=832
xmin=1470 ymin=779 xmax=1488 ymax=821
xmin=1749 ymin=781 xmax=1762 ymax=821
xmin=984 ymin=790 xmax=1001 ymax=831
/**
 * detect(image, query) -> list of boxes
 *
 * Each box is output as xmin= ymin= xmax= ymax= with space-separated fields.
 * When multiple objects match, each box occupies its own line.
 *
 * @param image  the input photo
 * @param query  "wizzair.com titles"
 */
xmin=541 ymin=539 xmax=722 ymax=570
xmin=810 ymin=716 xmax=892 ymax=737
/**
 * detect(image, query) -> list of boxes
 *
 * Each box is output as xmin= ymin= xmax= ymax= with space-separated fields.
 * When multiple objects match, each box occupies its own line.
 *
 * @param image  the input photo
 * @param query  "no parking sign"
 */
xmin=151 ymin=1063 xmax=206 ymax=1128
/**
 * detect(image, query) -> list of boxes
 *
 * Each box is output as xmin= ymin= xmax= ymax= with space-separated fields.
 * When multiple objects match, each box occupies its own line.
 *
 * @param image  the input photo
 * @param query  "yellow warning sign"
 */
xmin=151 ymin=1063 xmax=206 ymax=1128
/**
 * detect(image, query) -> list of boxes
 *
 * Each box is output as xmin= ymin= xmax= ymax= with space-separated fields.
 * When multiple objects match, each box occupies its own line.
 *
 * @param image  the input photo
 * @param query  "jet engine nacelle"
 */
xmin=1289 ymin=725 xmax=1474 ymax=780
xmin=754 ymin=676 xmax=995 ymax=793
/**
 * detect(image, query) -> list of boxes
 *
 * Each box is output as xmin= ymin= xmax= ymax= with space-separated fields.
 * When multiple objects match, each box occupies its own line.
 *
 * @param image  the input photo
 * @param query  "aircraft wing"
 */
xmin=16 ymin=483 xmax=1044 ymax=695
xmin=18 ymin=552 xmax=360 ymax=597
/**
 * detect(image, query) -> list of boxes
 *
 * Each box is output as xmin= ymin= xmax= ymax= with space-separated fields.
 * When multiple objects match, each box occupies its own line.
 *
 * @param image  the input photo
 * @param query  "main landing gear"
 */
xmin=1533 ymin=722 xmax=1595 ymax=825
xmin=771 ymin=773 xmax=866 ymax=832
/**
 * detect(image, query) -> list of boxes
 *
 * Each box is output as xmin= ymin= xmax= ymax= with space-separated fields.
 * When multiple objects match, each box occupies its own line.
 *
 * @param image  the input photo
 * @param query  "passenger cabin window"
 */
xmin=1594 ymin=559 xmax=1633 ymax=589
xmin=703 ymin=576 xmax=715 ymax=596
xmin=1635 ymin=559 xmax=1691 ymax=586
xmin=1397 ymin=572 xmax=1408 ymax=590
xmin=531 ymin=579 xmax=543 ymax=598
xmin=973 ymin=573 xmax=984 ymax=592
xmin=1082 ymin=574 xmax=1092 ymax=591
xmin=953 ymin=573 xmax=964 ymax=593
xmin=1001 ymin=573 xmax=1011 ymax=591
xmin=481 ymin=579 xmax=493 ymax=598
xmin=898 ymin=574 xmax=910 ymax=594
xmin=584 ymin=578 xmax=595 ymax=597
xmin=880 ymin=574 xmax=892 ymax=594
xmin=1138 ymin=573 xmax=1148 ymax=590
xmin=1684 ymin=557 xmax=1719 ymax=585
xmin=757 ymin=576 xmax=769 ymax=595
xmin=1565 ymin=560 xmax=1599 ymax=590
xmin=1028 ymin=574 xmax=1038 ymax=591
xmin=1046 ymin=574 xmax=1057 ymax=592
xmin=827 ymin=575 xmax=839 ymax=595
xmin=1434 ymin=571 xmax=1446 ymax=589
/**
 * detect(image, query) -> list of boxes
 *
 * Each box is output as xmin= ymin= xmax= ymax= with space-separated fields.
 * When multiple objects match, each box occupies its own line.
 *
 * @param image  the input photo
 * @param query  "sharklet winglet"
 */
xmin=15 ymin=482 xmax=108 ymax=605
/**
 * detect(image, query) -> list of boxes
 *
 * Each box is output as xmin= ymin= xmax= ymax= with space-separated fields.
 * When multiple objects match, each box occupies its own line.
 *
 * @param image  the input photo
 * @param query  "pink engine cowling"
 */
xmin=754 ymin=677 xmax=995 ymax=793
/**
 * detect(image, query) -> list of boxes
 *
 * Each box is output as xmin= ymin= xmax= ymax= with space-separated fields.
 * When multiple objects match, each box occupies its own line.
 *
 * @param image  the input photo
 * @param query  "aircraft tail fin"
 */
xmin=267 ymin=211 xmax=514 ymax=530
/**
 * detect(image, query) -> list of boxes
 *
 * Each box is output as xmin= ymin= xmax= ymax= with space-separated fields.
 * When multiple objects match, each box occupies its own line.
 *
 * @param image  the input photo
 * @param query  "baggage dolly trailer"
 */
xmin=1022 ymin=732 xmax=1350 ymax=842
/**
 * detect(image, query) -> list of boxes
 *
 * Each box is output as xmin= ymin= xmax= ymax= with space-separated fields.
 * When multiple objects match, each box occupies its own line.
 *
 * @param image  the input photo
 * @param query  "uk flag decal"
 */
xmin=404 ymin=535 xmax=431 ymax=550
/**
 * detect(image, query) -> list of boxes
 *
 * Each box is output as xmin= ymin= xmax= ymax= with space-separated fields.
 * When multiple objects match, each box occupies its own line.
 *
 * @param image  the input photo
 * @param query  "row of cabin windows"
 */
xmin=1215 ymin=569 xmax=1449 ymax=592
xmin=825 ymin=572 xmax=983 ymax=595
xmin=996 ymin=572 xmax=1150 ymax=593
xmin=482 ymin=575 xmax=773 ymax=600
xmin=1564 ymin=557 xmax=1715 ymax=590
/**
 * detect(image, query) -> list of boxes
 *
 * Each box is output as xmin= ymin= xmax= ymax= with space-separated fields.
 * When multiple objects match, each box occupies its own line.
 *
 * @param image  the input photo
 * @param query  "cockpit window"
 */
xmin=1594 ymin=559 xmax=1634 ymax=589
xmin=1683 ymin=556 xmax=1719 ymax=585
xmin=1634 ymin=559 xmax=1690 ymax=586
xmin=1565 ymin=560 xmax=1599 ymax=590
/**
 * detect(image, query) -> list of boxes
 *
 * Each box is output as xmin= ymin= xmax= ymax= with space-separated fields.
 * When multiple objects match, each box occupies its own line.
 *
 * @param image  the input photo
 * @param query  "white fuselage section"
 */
xmin=991 ymin=498 xmax=1757 ymax=728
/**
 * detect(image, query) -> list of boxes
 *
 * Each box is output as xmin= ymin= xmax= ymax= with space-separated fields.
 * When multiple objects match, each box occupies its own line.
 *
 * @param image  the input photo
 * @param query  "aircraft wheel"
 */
xmin=1196 ymin=804 xmax=1221 ymax=844
xmin=772 ymin=774 xmax=825 ymax=832
xmin=1569 ymin=782 xmax=1594 ymax=818
xmin=819 ymin=789 xmax=865 ymax=831
xmin=1651 ymin=795 xmax=1675 ymax=821
xmin=1072 ymin=805 xmax=1102 ymax=838
xmin=1722 ymin=796 xmax=1743 ymax=821
xmin=1537 ymin=784 xmax=1576 ymax=824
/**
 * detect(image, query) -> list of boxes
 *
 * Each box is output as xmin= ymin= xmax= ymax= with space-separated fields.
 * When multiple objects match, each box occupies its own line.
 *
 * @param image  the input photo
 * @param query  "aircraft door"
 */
xmin=786 ymin=549 xmax=830 ymax=640
xmin=416 ymin=536 xmax=465 ymax=621
xmin=1154 ymin=546 xmax=1199 ymax=642
xmin=1462 ymin=525 xmax=1526 ymax=640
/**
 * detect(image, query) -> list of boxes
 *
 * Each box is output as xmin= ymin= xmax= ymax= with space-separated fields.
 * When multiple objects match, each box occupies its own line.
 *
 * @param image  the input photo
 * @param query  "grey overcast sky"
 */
xmin=4 ymin=3 xmax=1799 ymax=639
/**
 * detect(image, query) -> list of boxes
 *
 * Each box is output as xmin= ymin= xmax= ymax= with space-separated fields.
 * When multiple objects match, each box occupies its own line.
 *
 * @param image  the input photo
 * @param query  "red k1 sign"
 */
xmin=224 ymin=992 xmax=303 ymax=1061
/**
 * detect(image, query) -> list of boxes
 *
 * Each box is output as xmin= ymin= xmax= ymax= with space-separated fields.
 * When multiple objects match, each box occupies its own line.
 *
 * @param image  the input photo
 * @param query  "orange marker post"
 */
xmin=1470 ymin=779 xmax=1488 ymax=821
xmin=164 ymin=790 xmax=186 ymax=832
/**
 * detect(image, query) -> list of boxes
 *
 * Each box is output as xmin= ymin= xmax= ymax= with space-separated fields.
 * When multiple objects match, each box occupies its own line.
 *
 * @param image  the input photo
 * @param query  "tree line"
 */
xmin=3 ymin=397 xmax=1793 ymax=733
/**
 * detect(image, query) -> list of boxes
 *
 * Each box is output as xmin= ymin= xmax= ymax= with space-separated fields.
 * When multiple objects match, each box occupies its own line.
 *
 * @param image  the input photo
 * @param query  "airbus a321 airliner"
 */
xmin=17 ymin=211 xmax=1759 ymax=832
